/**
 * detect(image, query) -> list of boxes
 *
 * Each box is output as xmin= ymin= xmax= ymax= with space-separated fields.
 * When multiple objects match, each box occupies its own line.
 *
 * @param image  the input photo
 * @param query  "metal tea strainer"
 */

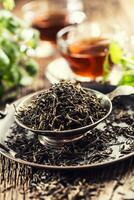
xmin=15 ymin=85 xmax=134 ymax=147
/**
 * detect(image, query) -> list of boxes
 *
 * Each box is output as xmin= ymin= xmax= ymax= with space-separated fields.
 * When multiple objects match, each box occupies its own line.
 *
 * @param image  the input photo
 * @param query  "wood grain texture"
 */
xmin=0 ymin=0 xmax=134 ymax=199
xmin=0 ymin=154 xmax=134 ymax=200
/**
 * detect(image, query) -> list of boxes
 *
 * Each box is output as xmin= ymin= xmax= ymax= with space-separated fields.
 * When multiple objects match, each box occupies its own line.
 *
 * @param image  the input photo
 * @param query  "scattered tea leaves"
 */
xmin=6 ymin=104 xmax=134 ymax=167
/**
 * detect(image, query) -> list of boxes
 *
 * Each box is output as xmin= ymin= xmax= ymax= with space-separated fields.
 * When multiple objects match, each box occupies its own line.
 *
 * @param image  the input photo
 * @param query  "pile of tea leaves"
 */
xmin=16 ymin=81 xmax=107 ymax=131
xmin=5 ymin=104 xmax=134 ymax=167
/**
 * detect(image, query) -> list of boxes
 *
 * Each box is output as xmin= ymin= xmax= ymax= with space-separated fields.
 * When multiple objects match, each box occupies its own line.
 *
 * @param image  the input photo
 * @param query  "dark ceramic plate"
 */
xmin=0 ymin=89 xmax=134 ymax=170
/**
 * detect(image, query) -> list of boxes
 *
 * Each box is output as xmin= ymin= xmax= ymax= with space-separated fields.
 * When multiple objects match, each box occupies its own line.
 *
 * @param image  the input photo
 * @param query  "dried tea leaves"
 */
xmin=16 ymin=81 xmax=107 ymax=131
xmin=6 ymin=105 xmax=134 ymax=166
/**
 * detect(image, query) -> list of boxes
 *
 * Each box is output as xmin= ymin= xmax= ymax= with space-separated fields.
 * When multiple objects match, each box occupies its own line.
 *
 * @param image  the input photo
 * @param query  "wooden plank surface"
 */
xmin=0 ymin=0 xmax=134 ymax=199
xmin=0 ymin=154 xmax=134 ymax=200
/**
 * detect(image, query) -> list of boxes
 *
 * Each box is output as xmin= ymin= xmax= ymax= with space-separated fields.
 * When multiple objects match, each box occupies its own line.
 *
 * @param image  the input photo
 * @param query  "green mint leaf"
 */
xmin=121 ymin=56 xmax=134 ymax=70
xmin=0 ymin=48 xmax=10 ymax=68
xmin=0 ymin=0 xmax=15 ymax=10
xmin=1 ymin=39 xmax=20 ymax=64
xmin=119 ymin=70 xmax=134 ymax=86
xmin=109 ymin=42 xmax=123 ymax=64
xmin=0 ymin=11 xmax=21 ymax=33
xmin=25 ymin=59 xmax=38 ymax=76
xmin=0 ymin=10 xmax=39 ymax=98
xmin=103 ymin=53 xmax=110 ymax=81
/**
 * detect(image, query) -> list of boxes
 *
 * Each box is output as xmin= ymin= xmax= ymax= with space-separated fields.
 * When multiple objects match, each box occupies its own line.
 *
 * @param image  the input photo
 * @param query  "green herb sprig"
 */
xmin=0 ymin=10 xmax=39 ymax=98
xmin=103 ymin=41 xmax=134 ymax=86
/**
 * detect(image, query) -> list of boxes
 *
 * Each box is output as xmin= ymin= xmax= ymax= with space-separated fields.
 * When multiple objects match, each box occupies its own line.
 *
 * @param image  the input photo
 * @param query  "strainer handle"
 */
xmin=107 ymin=85 xmax=134 ymax=101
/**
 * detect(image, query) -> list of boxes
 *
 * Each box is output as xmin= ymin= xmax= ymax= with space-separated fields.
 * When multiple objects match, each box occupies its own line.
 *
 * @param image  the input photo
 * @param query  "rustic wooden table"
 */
xmin=0 ymin=0 xmax=134 ymax=199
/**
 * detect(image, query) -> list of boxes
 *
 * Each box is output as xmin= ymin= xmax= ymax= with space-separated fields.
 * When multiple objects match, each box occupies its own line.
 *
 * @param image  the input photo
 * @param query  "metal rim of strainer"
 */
xmin=14 ymin=88 xmax=112 ymax=139
xmin=0 ymin=93 xmax=134 ymax=169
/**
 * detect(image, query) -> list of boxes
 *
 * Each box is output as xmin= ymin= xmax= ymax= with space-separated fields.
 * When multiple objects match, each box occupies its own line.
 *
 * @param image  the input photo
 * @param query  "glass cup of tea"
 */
xmin=22 ymin=0 xmax=86 ymax=57
xmin=57 ymin=21 xmax=115 ymax=81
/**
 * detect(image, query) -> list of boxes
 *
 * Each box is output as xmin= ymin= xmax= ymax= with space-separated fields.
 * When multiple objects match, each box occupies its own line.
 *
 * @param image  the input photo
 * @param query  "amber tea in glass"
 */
xmin=32 ymin=11 xmax=75 ymax=43
xmin=23 ymin=0 xmax=86 ymax=44
xmin=57 ymin=24 xmax=112 ymax=80
xmin=65 ymin=37 xmax=109 ymax=79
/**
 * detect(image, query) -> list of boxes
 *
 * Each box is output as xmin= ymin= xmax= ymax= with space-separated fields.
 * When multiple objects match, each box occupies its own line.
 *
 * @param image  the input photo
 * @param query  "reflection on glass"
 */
xmin=57 ymin=22 xmax=114 ymax=81
xmin=22 ymin=0 xmax=86 ymax=57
